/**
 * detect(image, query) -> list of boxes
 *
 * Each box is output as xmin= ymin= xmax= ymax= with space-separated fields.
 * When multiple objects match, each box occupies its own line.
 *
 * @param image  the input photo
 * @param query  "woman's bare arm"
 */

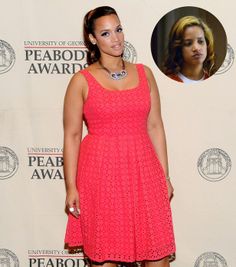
xmin=144 ymin=65 xmax=174 ymax=199
xmin=63 ymin=72 xmax=86 ymax=215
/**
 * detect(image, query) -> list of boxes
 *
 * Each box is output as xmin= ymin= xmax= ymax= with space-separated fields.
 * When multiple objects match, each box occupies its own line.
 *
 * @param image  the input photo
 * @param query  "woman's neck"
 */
xmin=181 ymin=64 xmax=204 ymax=80
xmin=98 ymin=55 xmax=123 ymax=71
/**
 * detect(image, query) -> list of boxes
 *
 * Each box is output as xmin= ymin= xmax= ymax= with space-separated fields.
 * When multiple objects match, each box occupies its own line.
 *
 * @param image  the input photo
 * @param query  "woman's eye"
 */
xmin=101 ymin=32 xmax=109 ymax=37
xmin=117 ymin=27 xmax=123 ymax=33
xmin=183 ymin=41 xmax=192 ymax=47
xmin=198 ymin=39 xmax=205 ymax=44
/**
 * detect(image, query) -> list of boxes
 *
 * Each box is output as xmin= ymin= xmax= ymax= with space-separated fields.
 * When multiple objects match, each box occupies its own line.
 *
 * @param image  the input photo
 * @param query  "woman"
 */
xmin=63 ymin=6 xmax=175 ymax=267
xmin=163 ymin=16 xmax=215 ymax=83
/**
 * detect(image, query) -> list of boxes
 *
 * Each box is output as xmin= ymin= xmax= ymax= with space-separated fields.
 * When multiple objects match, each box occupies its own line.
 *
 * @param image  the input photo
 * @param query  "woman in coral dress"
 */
xmin=63 ymin=6 xmax=176 ymax=267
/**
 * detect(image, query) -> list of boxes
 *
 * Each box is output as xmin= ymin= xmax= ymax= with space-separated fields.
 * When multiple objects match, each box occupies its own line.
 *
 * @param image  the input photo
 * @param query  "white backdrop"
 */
xmin=0 ymin=1 xmax=235 ymax=266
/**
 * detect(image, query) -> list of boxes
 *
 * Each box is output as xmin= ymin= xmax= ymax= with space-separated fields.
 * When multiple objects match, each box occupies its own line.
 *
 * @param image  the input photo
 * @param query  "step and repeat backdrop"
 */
xmin=1 ymin=0 xmax=235 ymax=266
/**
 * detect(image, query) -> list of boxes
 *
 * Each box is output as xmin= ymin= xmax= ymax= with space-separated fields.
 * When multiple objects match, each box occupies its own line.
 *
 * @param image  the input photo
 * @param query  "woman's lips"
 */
xmin=112 ymin=43 xmax=122 ymax=50
xmin=192 ymin=53 xmax=203 ymax=59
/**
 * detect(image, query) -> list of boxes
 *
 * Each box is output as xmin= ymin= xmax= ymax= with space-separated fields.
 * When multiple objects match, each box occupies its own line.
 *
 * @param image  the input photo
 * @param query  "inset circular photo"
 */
xmin=151 ymin=6 xmax=227 ymax=83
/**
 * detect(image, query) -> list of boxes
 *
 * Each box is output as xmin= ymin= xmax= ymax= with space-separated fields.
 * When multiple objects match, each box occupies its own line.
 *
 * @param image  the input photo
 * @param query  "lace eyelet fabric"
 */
xmin=64 ymin=64 xmax=176 ymax=263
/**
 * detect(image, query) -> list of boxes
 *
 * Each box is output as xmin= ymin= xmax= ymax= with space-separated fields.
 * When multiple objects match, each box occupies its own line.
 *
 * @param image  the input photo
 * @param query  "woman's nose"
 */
xmin=111 ymin=32 xmax=119 ymax=42
xmin=192 ymin=42 xmax=200 ymax=51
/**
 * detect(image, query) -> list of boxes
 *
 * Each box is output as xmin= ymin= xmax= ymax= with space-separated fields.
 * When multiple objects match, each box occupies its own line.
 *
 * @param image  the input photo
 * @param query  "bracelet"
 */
xmin=166 ymin=175 xmax=171 ymax=180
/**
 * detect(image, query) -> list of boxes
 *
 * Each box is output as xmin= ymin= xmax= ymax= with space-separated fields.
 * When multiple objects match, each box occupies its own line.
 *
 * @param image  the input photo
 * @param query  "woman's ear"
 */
xmin=89 ymin=34 xmax=96 ymax=45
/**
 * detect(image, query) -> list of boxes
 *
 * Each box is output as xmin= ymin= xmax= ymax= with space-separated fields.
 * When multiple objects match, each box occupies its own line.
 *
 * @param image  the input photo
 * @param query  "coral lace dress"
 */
xmin=64 ymin=64 xmax=176 ymax=262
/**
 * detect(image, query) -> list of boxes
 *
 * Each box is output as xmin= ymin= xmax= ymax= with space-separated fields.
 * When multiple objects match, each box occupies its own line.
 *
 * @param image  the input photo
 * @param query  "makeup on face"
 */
xmin=93 ymin=14 xmax=124 ymax=57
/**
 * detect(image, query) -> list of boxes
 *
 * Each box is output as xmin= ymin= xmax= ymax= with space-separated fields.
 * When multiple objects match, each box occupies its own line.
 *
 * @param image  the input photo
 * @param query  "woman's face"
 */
xmin=181 ymin=25 xmax=207 ymax=67
xmin=90 ymin=14 xmax=124 ymax=58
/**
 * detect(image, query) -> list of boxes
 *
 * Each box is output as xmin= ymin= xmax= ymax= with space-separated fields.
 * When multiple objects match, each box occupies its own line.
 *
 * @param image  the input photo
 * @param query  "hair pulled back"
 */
xmin=83 ymin=6 xmax=118 ymax=65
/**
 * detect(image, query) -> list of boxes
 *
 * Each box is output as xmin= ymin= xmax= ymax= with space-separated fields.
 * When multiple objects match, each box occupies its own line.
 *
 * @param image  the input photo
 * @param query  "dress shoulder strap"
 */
xmin=80 ymin=69 xmax=91 ymax=81
xmin=136 ymin=63 xmax=150 ymax=91
xmin=78 ymin=69 xmax=98 ymax=106
xmin=79 ymin=69 xmax=100 ymax=91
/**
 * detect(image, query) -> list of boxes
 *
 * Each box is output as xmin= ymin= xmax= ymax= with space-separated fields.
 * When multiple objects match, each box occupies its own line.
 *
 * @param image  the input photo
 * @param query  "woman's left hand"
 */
xmin=166 ymin=180 xmax=174 ymax=200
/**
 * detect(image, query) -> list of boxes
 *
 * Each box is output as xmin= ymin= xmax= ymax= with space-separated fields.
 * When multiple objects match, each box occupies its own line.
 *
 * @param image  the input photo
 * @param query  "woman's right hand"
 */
xmin=65 ymin=188 xmax=80 ymax=218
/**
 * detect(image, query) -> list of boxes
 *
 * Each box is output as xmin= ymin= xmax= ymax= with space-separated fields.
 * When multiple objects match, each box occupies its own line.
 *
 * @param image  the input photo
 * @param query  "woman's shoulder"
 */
xmin=126 ymin=61 xmax=152 ymax=74
xmin=68 ymin=67 xmax=90 ymax=88
xmin=125 ymin=62 xmax=153 ymax=79
xmin=82 ymin=62 xmax=98 ymax=72
xmin=136 ymin=63 xmax=154 ymax=79
xmin=167 ymin=73 xmax=183 ymax=82
xmin=126 ymin=62 xmax=150 ymax=70
xmin=72 ymin=62 xmax=98 ymax=79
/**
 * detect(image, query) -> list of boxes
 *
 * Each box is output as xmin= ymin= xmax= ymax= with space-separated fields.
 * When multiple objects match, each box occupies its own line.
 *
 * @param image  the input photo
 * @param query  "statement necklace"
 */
xmin=99 ymin=59 xmax=128 ymax=80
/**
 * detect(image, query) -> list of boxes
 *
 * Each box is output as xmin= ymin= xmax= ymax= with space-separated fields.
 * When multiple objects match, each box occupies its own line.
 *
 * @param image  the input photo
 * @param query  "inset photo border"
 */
xmin=151 ymin=6 xmax=227 ymax=83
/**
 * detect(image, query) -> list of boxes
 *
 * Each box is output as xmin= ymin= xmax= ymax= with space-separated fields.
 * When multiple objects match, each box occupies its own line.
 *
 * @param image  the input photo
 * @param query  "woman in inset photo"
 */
xmin=163 ymin=16 xmax=215 ymax=83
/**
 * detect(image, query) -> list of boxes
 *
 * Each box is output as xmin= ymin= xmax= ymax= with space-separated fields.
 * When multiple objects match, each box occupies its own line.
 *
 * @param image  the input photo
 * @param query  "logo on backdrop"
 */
xmin=0 ymin=147 xmax=19 ymax=180
xmin=123 ymin=41 xmax=137 ymax=63
xmin=28 ymin=249 xmax=88 ymax=267
xmin=27 ymin=147 xmax=63 ymax=180
xmin=215 ymin=44 xmax=234 ymax=74
xmin=0 ymin=40 xmax=16 ymax=74
xmin=194 ymin=252 xmax=228 ymax=267
xmin=0 ymin=248 xmax=19 ymax=267
xmin=197 ymin=148 xmax=231 ymax=182
xmin=24 ymin=40 xmax=137 ymax=74
xmin=24 ymin=40 xmax=87 ymax=74
xmin=216 ymin=44 xmax=234 ymax=74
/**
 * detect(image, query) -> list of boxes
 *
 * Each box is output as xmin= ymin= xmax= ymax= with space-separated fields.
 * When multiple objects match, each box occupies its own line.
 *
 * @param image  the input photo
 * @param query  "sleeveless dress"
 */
xmin=64 ymin=64 xmax=176 ymax=263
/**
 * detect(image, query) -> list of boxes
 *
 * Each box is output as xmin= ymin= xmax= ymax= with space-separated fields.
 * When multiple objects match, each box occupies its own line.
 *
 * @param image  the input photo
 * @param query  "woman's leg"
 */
xmin=145 ymin=256 xmax=170 ymax=267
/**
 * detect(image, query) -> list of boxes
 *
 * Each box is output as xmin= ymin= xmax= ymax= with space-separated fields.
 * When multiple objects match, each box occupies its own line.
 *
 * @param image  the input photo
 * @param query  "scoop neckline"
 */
xmin=85 ymin=64 xmax=140 ymax=93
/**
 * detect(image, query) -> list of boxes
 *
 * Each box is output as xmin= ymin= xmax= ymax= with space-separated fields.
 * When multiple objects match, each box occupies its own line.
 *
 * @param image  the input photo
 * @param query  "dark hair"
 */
xmin=163 ymin=16 xmax=215 ymax=76
xmin=83 ymin=6 xmax=118 ymax=65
